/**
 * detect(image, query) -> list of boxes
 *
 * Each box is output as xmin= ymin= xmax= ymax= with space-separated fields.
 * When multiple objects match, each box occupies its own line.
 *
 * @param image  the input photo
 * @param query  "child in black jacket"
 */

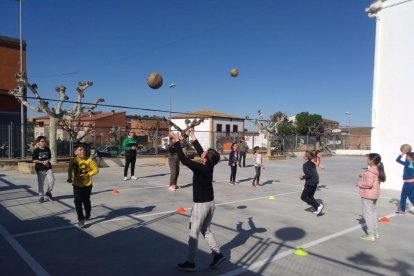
xmin=170 ymin=130 xmax=225 ymax=271
xmin=300 ymin=150 xmax=324 ymax=216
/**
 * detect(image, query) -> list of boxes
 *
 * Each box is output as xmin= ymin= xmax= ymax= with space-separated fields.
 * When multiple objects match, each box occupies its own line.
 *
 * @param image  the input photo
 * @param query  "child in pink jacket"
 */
xmin=356 ymin=153 xmax=386 ymax=241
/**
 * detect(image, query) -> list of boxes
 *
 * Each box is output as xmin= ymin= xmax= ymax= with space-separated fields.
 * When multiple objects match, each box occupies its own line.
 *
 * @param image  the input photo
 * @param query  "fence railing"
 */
xmin=0 ymin=123 xmax=371 ymax=159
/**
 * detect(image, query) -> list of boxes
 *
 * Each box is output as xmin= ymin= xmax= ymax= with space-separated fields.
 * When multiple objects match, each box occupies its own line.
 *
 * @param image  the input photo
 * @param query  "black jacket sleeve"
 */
xmin=191 ymin=139 xmax=204 ymax=156
xmin=174 ymin=141 xmax=205 ymax=173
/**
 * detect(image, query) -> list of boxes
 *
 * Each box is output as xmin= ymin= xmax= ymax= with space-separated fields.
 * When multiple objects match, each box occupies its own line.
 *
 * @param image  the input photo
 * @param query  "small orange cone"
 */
xmin=112 ymin=188 xmax=120 ymax=195
xmin=379 ymin=217 xmax=390 ymax=223
xmin=176 ymin=207 xmax=186 ymax=213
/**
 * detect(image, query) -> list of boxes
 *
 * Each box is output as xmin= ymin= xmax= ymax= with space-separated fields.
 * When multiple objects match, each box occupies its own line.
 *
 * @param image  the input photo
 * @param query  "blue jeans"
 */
xmin=400 ymin=182 xmax=414 ymax=212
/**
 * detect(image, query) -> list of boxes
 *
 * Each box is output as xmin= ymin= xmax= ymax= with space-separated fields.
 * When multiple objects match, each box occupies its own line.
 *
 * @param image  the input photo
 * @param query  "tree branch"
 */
xmin=55 ymin=86 xmax=69 ymax=115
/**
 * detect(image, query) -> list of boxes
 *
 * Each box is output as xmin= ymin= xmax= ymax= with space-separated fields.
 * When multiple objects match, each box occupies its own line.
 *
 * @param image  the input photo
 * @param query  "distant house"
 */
xmin=128 ymin=115 xmax=169 ymax=145
xmin=33 ymin=111 xmax=126 ymax=145
xmin=170 ymin=110 xmax=245 ymax=150
xmin=338 ymin=126 xmax=372 ymax=150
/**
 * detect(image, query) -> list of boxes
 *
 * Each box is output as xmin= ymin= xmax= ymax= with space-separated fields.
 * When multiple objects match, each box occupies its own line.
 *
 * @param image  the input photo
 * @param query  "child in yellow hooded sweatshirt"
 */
xmin=67 ymin=145 xmax=99 ymax=228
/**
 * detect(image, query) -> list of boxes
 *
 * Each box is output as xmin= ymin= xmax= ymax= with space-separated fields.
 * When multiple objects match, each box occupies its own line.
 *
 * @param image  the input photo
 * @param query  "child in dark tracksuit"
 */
xmin=228 ymin=143 xmax=238 ymax=184
xmin=396 ymin=152 xmax=414 ymax=214
xmin=300 ymin=151 xmax=324 ymax=216
xmin=171 ymin=130 xmax=225 ymax=272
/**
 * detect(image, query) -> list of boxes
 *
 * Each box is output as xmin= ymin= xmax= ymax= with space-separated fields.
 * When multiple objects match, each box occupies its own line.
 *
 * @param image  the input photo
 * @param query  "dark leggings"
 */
xmin=124 ymin=151 xmax=137 ymax=177
xmin=253 ymin=166 xmax=261 ymax=184
xmin=73 ymin=185 xmax=92 ymax=221
xmin=230 ymin=165 xmax=237 ymax=182
xmin=301 ymin=185 xmax=319 ymax=210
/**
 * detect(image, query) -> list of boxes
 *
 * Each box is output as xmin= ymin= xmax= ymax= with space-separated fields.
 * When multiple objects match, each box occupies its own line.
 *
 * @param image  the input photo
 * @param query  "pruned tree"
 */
xmin=61 ymin=116 xmax=96 ymax=143
xmin=9 ymin=73 xmax=104 ymax=164
xmin=163 ymin=117 xmax=205 ymax=148
xmin=246 ymin=110 xmax=283 ymax=156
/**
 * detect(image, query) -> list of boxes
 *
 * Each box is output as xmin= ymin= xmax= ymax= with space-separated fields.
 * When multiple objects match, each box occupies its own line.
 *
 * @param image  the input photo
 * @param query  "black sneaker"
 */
xmin=78 ymin=220 xmax=85 ymax=228
xmin=85 ymin=213 xmax=91 ymax=221
xmin=209 ymin=253 xmax=225 ymax=269
xmin=177 ymin=261 xmax=196 ymax=272
xmin=45 ymin=192 xmax=53 ymax=201
xmin=37 ymin=197 xmax=44 ymax=203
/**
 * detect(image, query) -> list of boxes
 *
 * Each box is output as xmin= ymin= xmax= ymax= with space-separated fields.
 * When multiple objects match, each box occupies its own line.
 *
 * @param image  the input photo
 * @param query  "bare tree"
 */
xmin=163 ymin=117 xmax=205 ymax=147
xmin=246 ymin=110 xmax=284 ymax=156
xmin=9 ymin=73 xmax=104 ymax=164
xmin=61 ymin=111 xmax=96 ymax=143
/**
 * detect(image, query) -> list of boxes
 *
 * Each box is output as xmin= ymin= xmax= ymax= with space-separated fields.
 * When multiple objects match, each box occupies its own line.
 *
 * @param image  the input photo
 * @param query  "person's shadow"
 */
xmin=221 ymin=217 xmax=267 ymax=261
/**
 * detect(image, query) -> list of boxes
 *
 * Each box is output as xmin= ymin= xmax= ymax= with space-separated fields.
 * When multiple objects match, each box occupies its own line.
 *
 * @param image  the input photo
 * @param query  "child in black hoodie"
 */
xmin=300 ymin=150 xmax=324 ymax=216
xmin=170 ymin=130 xmax=225 ymax=271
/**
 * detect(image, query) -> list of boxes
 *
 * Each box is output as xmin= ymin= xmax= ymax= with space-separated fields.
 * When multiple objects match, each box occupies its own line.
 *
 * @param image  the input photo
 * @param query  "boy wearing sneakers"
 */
xmin=170 ymin=130 xmax=225 ymax=272
xmin=32 ymin=136 xmax=55 ymax=203
xmin=67 ymin=145 xmax=99 ymax=228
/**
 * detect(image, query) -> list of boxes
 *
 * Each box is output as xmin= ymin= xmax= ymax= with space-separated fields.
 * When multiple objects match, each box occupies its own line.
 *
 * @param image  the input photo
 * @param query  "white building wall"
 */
xmin=170 ymin=118 xmax=212 ymax=149
xmin=370 ymin=0 xmax=414 ymax=190
xmin=171 ymin=117 xmax=244 ymax=149
xmin=244 ymin=133 xmax=268 ymax=149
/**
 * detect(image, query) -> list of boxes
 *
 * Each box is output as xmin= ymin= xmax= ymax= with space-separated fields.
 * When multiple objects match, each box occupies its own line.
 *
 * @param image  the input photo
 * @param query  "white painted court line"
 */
xmin=0 ymin=224 xmax=50 ymax=276
xmin=219 ymin=207 xmax=414 ymax=276
xmin=13 ymin=191 xmax=301 ymax=237
xmin=13 ymin=225 xmax=77 ymax=238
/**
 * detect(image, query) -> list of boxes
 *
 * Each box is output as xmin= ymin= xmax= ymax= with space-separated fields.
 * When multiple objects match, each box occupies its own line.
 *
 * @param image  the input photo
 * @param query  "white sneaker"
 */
xmin=131 ymin=176 xmax=138 ymax=180
xmin=315 ymin=204 xmax=324 ymax=215
xmin=360 ymin=234 xmax=375 ymax=242
xmin=123 ymin=177 xmax=128 ymax=181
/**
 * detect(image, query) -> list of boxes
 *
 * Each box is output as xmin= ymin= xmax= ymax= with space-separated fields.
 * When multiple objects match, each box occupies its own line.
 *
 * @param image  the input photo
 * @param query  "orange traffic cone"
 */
xmin=379 ymin=217 xmax=390 ymax=223
xmin=112 ymin=188 xmax=120 ymax=195
xmin=176 ymin=207 xmax=186 ymax=214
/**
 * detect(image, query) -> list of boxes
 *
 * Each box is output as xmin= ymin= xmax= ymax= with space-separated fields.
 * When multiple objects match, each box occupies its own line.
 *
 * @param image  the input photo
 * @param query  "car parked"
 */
xmin=136 ymin=147 xmax=168 ymax=155
xmin=97 ymin=145 xmax=121 ymax=157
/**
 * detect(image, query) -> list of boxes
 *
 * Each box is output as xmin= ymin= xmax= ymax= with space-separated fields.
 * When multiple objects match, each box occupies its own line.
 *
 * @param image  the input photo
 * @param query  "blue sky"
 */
xmin=1 ymin=0 xmax=376 ymax=129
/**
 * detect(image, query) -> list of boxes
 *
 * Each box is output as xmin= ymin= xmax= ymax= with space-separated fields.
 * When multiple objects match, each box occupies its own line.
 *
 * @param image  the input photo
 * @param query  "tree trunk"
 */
xmin=49 ymin=117 xmax=58 ymax=164
xmin=266 ymin=138 xmax=272 ymax=157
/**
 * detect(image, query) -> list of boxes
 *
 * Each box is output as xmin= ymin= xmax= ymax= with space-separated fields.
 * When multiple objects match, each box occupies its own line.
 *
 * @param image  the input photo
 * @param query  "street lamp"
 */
xmin=17 ymin=0 xmax=25 ymax=159
xmin=169 ymin=83 xmax=175 ymax=120
xmin=345 ymin=112 xmax=351 ymax=149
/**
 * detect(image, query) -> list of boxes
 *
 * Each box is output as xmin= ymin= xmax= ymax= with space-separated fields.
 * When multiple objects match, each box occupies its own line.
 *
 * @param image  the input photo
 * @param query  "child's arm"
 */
xmin=67 ymin=159 xmax=73 ymax=183
xmin=174 ymin=141 xmax=204 ymax=172
xmin=187 ymin=129 xmax=204 ymax=156
xmin=88 ymin=159 xmax=99 ymax=177
xmin=357 ymin=170 xmax=375 ymax=189
xmin=396 ymin=154 xmax=408 ymax=166
xmin=302 ymin=163 xmax=313 ymax=179
xmin=191 ymin=139 xmax=204 ymax=156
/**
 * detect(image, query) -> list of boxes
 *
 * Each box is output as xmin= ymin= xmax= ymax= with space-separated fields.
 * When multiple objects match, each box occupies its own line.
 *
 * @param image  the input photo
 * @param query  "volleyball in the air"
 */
xmin=400 ymin=144 xmax=412 ymax=153
xmin=147 ymin=72 xmax=163 ymax=89
xmin=230 ymin=68 xmax=239 ymax=77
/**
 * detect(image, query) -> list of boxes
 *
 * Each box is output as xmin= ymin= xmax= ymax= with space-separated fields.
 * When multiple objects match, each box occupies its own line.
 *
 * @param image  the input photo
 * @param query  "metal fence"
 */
xmin=0 ymin=122 xmax=22 ymax=159
xmin=0 ymin=123 xmax=371 ymax=159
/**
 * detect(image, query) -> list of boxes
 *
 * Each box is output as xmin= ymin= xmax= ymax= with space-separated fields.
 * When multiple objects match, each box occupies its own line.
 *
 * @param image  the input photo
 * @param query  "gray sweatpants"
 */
xmin=361 ymin=198 xmax=378 ymax=235
xmin=188 ymin=201 xmax=220 ymax=262
xmin=36 ymin=169 xmax=55 ymax=197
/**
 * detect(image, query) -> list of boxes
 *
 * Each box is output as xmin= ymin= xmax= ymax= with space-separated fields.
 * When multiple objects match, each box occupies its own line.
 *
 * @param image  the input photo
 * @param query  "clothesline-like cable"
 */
xmin=24 ymin=95 xmax=268 ymax=122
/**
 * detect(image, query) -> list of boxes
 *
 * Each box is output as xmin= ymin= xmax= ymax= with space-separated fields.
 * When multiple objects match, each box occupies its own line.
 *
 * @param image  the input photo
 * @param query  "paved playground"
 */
xmin=0 ymin=155 xmax=413 ymax=276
